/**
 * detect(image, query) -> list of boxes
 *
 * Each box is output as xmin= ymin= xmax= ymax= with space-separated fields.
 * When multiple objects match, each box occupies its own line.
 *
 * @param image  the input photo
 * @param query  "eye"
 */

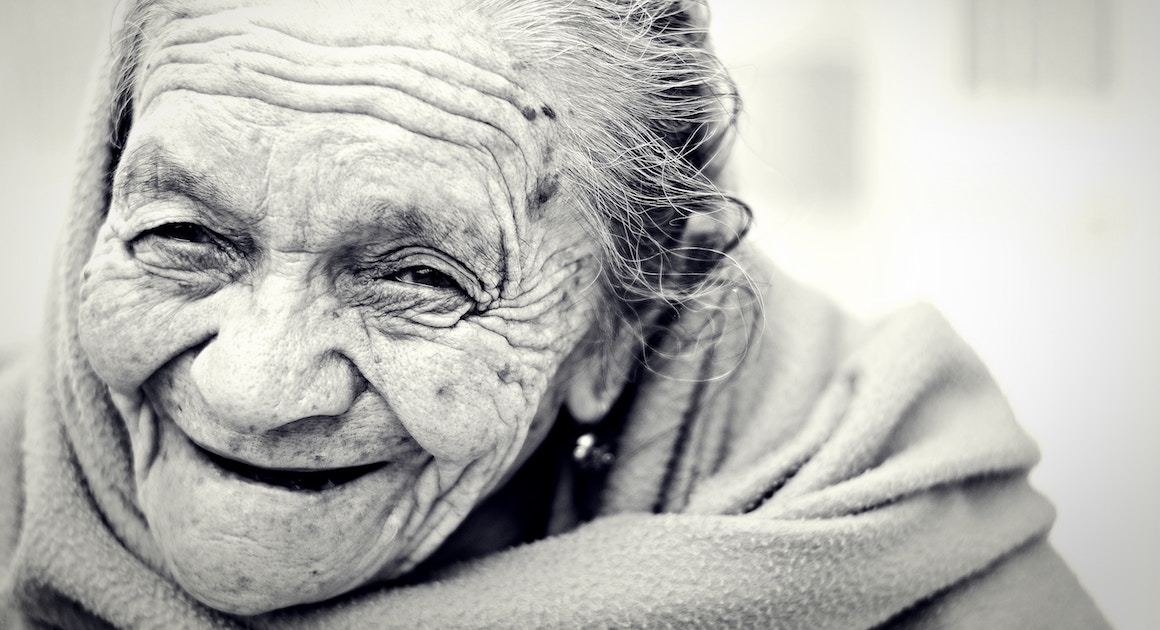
xmin=340 ymin=248 xmax=484 ymax=324
xmin=130 ymin=221 xmax=247 ymax=279
xmin=146 ymin=222 xmax=217 ymax=244
xmin=388 ymin=266 xmax=463 ymax=291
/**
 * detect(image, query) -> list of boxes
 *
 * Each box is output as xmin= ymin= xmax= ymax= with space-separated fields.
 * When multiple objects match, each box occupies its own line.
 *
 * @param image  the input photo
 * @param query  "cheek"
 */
xmin=78 ymin=228 xmax=216 ymax=393
xmin=377 ymin=337 xmax=546 ymax=465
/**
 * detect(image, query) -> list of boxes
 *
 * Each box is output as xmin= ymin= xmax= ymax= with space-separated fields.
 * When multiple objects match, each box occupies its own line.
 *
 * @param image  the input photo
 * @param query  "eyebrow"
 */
xmin=113 ymin=142 xmax=505 ymax=284
xmin=115 ymin=144 xmax=244 ymax=225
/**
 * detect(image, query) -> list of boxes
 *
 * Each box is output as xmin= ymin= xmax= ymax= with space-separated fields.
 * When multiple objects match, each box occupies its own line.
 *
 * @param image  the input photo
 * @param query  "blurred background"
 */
xmin=2 ymin=0 xmax=1156 ymax=627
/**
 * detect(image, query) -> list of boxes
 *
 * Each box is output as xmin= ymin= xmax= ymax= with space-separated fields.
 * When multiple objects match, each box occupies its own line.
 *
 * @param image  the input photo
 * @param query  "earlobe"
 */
xmin=564 ymin=345 xmax=632 ymax=425
xmin=565 ymin=372 xmax=616 ymax=424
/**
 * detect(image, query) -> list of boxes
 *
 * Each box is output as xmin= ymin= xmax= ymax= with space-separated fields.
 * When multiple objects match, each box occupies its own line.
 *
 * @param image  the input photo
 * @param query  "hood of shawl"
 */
xmin=3 ymin=3 xmax=1058 ymax=628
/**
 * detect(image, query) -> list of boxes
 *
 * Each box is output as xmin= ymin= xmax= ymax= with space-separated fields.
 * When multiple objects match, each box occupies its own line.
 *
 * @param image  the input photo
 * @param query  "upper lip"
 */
xmin=160 ymin=400 xmax=419 ymax=471
xmin=145 ymin=386 xmax=420 ymax=488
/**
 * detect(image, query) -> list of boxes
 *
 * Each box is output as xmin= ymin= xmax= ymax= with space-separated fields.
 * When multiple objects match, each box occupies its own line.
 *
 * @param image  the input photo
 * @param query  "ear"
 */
xmin=565 ymin=341 xmax=635 ymax=425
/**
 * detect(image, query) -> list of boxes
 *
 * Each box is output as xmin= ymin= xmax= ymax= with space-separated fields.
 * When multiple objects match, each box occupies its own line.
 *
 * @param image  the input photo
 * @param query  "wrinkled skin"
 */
xmin=77 ymin=0 xmax=605 ymax=615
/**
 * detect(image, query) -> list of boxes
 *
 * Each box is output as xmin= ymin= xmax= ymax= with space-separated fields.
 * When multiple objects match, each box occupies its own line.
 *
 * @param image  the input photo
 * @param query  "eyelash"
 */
xmin=130 ymin=221 xmax=245 ymax=275
xmin=132 ymin=223 xmax=482 ymax=320
xmin=385 ymin=266 xmax=465 ymax=292
xmin=145 ymin=222 xmax=217 ymax=244
xmin=347 ymin=251 xmax=486 ymax=323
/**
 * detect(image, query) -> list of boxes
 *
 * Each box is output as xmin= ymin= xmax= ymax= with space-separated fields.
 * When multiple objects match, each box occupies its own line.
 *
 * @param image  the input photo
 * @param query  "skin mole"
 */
xmin=540 ymin=104 xmax=557 ymax=120
xmin=535 ymin=175 xmax=559 ymax=205
xmin=528 ymin=175 xmax=559 ymax=220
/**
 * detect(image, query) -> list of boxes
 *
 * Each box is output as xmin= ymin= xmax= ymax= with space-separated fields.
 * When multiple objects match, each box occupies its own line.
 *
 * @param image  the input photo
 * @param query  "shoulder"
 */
xmin=888 ymin=539 xmax=1112 ymax=629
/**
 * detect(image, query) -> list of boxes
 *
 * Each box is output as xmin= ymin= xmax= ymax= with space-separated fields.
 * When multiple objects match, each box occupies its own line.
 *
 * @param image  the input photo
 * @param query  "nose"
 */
xmin=190 ymin=281 xmax=361 ymax=436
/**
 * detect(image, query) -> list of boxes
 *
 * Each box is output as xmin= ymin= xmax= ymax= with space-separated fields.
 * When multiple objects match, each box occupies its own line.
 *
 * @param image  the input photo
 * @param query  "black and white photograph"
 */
xmin=1 ymin=1 xmax=1155 ymax=627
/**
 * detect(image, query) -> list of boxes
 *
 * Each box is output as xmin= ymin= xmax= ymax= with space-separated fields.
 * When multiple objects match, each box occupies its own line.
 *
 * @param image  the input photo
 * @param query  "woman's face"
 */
xmin=77 ymin=0 xmax=600 ymax=615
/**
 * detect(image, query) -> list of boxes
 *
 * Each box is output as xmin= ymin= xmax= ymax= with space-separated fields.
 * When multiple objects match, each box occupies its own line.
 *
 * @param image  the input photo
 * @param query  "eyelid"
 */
xmin=126 ymin=215 xmax=254 ymax=281
xmin=141 ymin=221 xmax=213 ymax=242
xmin=133 ymin=221 xmax=237 ymax=253
xmin=116 ymin=201 xmax=207 ymax=238
xmin=123 ymin=206 xmax=252 ymax=249
xmin=112 ymin=172 xmax=254 ymax=242
xmin=364 ymin=247 xmax=484 ymax=301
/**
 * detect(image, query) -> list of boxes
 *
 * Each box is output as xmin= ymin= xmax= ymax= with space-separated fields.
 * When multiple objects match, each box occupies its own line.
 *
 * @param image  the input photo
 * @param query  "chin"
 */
xmin=133 ymin=402 xmax=434 ymax=615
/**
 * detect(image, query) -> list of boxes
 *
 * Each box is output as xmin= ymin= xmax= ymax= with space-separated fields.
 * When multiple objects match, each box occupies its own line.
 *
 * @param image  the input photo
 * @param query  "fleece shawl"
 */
xmin=1 ymin=17 xmax=1109 ymax=630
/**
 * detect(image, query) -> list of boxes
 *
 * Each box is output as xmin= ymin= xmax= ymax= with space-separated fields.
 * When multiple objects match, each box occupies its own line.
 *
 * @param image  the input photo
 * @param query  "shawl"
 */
xmin=0 ymin=13 xmax=1109 ymax=630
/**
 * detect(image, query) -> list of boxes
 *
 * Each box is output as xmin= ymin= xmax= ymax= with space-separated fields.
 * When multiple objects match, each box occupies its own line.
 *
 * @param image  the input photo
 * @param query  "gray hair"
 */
xmin=480 ymin=0 xmax=753 ymax=368
xmin=106 ymin=0 xmax=754 ymax=377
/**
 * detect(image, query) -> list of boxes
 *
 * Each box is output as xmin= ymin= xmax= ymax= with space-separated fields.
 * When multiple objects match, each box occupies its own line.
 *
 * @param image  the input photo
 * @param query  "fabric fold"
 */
xmin=0 ymin=3 xmax=1110 ymax=628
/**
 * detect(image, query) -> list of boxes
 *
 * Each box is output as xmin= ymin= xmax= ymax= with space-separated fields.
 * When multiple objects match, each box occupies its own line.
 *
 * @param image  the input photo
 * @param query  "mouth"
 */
xmin=197 ymin=445 xmax=388 ymax=492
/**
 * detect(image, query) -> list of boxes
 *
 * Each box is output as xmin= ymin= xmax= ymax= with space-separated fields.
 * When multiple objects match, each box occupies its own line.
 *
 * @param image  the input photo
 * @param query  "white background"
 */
xmin=2 ymin=1 xmax=1156 ymax=628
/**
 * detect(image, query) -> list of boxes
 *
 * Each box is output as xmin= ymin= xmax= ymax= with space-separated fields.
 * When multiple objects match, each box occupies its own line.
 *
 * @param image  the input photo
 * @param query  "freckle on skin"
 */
xmin=535 ymin=176 xmax=558 ymax=205
xmin=521 ymin=105 xmax=537 ymax=121
xmin=540 ymin=104 xmax=557 ymax=120
xmin=528 ymin=175 xmax=558 ymax=220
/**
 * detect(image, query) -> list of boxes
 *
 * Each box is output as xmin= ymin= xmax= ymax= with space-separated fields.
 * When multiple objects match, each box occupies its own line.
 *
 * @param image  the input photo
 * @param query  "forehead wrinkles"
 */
xmin=134 ymin=11 xmax=554 ymax=295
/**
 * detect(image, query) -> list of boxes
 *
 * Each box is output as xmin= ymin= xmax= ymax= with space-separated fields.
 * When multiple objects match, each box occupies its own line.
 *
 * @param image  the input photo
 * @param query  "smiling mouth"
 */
xmin=198 ymin=446 xmax=387 ymax=491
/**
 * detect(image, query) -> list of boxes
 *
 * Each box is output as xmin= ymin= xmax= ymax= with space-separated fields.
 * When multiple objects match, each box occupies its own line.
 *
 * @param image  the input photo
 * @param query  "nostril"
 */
xmin=190 ymin=340 xmax=363 ymax=432
xmin=350 ymin=364 xmax=370 ymax=399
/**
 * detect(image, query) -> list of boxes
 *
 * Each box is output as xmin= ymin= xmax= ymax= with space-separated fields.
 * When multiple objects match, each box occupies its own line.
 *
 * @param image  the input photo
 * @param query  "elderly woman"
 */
xmin=0 ymin=0 xmax=1108 ymax=628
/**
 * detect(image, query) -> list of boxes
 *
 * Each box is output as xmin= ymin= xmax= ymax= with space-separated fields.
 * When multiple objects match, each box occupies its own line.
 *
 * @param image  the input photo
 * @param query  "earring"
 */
xmin=572 ymin=432 xmax=615 ymax=470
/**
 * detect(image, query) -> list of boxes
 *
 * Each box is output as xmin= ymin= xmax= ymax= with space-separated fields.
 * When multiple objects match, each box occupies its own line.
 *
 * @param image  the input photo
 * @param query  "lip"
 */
xmin=195 ymin=443 xmax=389 ymax=491
xmin=146 ymin=404 xmax=423 ymax=499
xmin=138 ymin=400 xmax=425 ymax=615
xmin=138 ymin=390 xmax=421 ymax=493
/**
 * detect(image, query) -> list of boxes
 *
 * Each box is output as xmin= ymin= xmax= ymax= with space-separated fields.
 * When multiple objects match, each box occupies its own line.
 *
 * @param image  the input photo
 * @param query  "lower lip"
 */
xmin=139 ymin=414 xmax=421 ymax=613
